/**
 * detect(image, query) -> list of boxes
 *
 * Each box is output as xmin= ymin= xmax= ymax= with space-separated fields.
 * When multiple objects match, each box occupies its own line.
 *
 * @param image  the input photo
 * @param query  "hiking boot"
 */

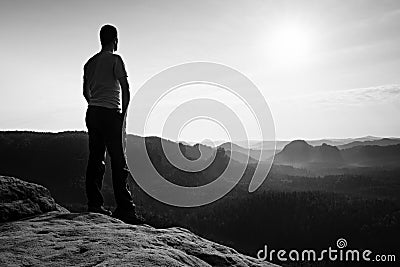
xmin=112 ymin=207 xmax=145 ymax=225
xmin=88 ymin=206 xmax=112 ymax=216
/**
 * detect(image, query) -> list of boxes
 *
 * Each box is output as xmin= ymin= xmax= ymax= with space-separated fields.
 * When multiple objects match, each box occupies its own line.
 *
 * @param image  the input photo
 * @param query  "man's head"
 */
xmin=100 ymin=24 xmax=118 ymax=51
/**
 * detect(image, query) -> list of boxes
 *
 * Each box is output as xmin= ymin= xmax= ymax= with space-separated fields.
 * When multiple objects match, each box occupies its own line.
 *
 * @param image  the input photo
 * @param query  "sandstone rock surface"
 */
xmin=0 ymin=176 xmax=277 ymax=266
xmin=0 ymin=175 xmax=67 ymax=222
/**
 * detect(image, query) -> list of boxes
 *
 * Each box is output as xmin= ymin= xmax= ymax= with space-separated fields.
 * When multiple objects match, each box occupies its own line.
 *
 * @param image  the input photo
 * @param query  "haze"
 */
xmin=1 ymin=0 xmax=399 ymax=142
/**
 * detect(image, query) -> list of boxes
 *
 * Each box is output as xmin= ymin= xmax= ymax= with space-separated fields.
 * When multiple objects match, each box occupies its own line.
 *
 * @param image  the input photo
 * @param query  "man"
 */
xmin=83 ymin=24 xmax=140 ymax=224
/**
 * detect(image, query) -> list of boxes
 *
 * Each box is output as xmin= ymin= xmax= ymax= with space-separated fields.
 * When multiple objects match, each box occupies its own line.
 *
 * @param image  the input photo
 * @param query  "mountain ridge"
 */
xmin=274 ymin=140 xmax=400 ymax=169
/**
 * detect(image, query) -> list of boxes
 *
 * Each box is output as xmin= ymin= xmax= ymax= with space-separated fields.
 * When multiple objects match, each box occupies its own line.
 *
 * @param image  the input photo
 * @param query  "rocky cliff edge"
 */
xmin=0 ymin=176 xmax=277 ymax=267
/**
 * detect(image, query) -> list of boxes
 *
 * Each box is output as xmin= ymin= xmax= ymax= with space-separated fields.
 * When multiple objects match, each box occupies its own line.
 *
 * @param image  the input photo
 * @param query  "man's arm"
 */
xmin=119 ymin=76 xmax=130 ymax=116
xmin=83 ymin=76 xmax=90 ymax=103
xmin=83 ymin=63 xmax=90 ymax=103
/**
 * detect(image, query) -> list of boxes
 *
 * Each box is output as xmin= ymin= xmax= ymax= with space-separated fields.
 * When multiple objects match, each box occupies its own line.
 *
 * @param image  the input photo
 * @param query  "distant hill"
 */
xmin=220 ymin=139 xmax=387 ymax=168
xmin=239 ymin=140 xmax=288 ymax=151
xmin=218 ymin=141 xmax=277 ymax=164
xmin=274 ymin=141 xmax=344 ymax=168
xmin=342 ymin=144 xmax=400 ymax=167
xmin=218 ymin=142 xmax=260 ymax=164
xmin=305 ymin=136 xmax=383 ymax=146
xmin=274 ymin=140 xmax=400 ymax=169
xmin=338 ymin=138 xmax=400 ymax=149
xmin=220 ymin=136 xmax=389 ymax=150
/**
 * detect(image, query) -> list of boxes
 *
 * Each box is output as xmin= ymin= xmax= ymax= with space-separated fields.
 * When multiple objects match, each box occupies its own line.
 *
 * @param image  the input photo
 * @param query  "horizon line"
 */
xmin=1 ymin=129 xmax=399 ymax=143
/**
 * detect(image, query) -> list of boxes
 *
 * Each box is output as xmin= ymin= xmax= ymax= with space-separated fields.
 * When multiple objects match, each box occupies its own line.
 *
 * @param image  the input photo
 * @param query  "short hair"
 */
xmin=100 ymin=25 xmax=117 ymax=46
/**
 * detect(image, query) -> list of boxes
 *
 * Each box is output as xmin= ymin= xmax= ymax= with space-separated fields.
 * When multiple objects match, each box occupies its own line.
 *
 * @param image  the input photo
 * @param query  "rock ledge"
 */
xmin=0 ymin=176 xmax=277 ymax=266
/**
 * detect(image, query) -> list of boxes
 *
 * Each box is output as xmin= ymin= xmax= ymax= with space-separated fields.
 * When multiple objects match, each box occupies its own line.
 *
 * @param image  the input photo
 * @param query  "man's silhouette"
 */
xmin=83 ymin=24 xmax=140 ymax=223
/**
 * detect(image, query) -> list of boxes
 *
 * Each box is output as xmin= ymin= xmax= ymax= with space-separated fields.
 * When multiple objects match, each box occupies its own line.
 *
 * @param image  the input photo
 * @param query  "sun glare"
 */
xmin=267 ymin=23 xmax=314 ymax=68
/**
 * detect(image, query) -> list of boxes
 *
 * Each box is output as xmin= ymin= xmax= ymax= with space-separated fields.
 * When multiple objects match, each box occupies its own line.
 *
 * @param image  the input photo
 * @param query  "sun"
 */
xmin=267 ymin=23 xmax=314 ymax=68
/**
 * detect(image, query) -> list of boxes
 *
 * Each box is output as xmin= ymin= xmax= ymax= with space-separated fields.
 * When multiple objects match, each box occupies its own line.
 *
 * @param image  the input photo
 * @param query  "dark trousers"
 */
xmin=85 ymin=105 xmax=134 ymax=210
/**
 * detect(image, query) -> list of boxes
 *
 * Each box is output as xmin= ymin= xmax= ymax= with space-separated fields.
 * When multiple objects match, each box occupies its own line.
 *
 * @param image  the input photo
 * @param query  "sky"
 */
xmin=0 ymin=0 xmax=400 ymax=141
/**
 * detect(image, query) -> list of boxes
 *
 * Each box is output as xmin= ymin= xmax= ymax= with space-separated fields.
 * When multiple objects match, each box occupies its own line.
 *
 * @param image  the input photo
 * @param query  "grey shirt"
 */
xmin=84 ymin=51 xmax=128 ymax=110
